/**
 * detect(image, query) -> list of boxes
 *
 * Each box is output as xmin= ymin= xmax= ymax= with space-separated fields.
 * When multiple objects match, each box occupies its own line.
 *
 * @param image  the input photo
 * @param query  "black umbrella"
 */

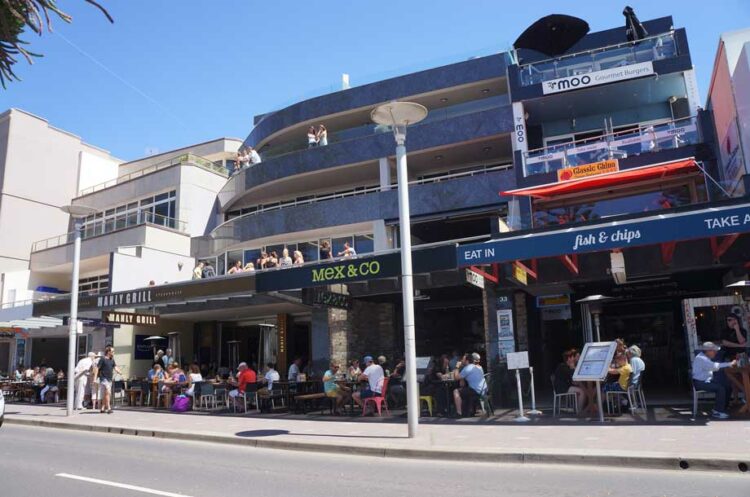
xmin=514 ymin=14 xmax=590 ymax=57
xmin=623 ymin=6 xmax=648 ymax=42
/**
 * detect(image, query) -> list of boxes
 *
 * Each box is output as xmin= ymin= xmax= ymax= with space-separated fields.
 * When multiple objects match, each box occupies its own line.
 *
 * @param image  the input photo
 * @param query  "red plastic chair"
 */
xmin=362 ymin=377 xmax=390 ymax=416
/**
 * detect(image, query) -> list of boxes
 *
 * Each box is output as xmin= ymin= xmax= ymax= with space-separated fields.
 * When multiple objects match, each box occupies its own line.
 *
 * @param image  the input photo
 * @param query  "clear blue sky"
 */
xmin=1 ymin=0 xmax=748 ymax=160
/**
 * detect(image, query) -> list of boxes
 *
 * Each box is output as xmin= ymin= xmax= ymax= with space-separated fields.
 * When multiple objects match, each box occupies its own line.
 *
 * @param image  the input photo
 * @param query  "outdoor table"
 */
xmin=336 ymin=379 xmax=360 ymax=415
xmin=125 ymin=388 xmax=144 ymax=406
xmin=725 ymin=366 xmax=750 ymax=415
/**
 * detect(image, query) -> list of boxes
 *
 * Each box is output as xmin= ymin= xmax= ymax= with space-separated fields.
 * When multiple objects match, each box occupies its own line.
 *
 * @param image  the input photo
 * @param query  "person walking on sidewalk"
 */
xmin=692 ymin=342 xmax=737 ymax=419
xmin=93 ymin=346 xmax=122 ymax=414
xmin=74 ymin=352 xmax=96 ymax=410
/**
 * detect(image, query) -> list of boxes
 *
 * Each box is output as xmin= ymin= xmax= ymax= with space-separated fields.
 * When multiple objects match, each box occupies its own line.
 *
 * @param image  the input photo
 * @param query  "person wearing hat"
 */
xmin=73 ymin=351 xmax=97 ymax=410
xmin=452 ymin=352 xmax=487 ymax=417
xmin=626 ymin=345 xmax=646 ymax=385
xmin=228 ymin=362 xmax=257 ymax=407
xmin=692 ymin=342 xmax=737 ymax=419
xmin=352 ymin=355 xmax=384 ymax=410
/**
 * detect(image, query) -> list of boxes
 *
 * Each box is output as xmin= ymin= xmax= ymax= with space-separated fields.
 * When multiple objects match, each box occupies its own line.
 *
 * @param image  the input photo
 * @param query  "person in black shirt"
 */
xmin=93 ymin=346 xmax=122 ymax=414
xmin=420 ymin=357 xmax=448 ymax=416
xmin=553 ymin=349 xmax=585 ymax=413
xmin=319 ymin=240 xmax=332 ymax=260
xmin=721 ymin=314 xmax=748 ymax=360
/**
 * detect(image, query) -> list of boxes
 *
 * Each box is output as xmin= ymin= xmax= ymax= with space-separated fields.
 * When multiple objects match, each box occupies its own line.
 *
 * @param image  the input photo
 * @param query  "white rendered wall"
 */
xmin=110 ymin=246 xmax=195 ymax=292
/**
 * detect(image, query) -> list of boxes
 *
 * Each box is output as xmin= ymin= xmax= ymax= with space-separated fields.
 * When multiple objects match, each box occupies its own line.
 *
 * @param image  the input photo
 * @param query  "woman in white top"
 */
xmin=186 ymin=364 xmax=203 ymax=397
xmin=293 ymin=250 xmax=304 ymax=265
xmin=316 ymin=124 xmax=328 ymax=146
xmin=280 ymin=248 xmax=293 ymax=267
xmin=307 ymin=126 xmax=318 ymax=148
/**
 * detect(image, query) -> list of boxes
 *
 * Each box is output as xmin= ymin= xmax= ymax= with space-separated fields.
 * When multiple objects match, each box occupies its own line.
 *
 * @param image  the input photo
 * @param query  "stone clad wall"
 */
xmin=328 ymin=300 xmax=396 ymax=367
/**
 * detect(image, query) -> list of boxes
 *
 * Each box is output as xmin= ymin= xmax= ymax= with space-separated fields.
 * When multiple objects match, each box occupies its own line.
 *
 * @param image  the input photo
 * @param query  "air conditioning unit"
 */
xmin=610 ymin=252 xmax=626 ymax=285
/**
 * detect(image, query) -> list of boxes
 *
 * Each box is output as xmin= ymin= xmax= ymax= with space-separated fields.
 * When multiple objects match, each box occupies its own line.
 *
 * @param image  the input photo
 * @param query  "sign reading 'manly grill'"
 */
xmin=457 ymin=202 xmax=750 ymax=266
xmin=97 ymin=289 xmax=153 ymax=308
xmin=542 ymin=61 xmax=654 ymax=95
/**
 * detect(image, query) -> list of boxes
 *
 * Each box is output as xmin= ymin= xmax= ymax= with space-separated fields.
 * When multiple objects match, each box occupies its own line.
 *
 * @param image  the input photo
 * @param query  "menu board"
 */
xmin=573 ymin=342 xmax=617 ymax=382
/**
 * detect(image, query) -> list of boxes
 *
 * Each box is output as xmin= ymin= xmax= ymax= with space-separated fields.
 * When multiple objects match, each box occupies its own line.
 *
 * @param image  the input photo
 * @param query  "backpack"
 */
xmin=171 ymin=395 xmax=190 ymax=412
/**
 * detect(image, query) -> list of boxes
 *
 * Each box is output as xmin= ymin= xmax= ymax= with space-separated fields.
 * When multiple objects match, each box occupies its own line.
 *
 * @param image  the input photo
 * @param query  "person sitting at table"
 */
xmin=323 ymin=361 xmax=351 ymax=415
xmin=14 ymin=366 xmax=23 ymax=381
xmin=553 ymin=349 xmax=586 ymax=412
xmin=626 ymin=345 xmax=646 ymax=385
xmin=692 ymin=341 xmax=737 ymax=419
xmin=440 ymin=354 xmax=452 ymax=376
xmin=147 ymin=363 xmax=165 ymax=382
xmin=257 ymin=362 xmax=280 ymax=404
xmin=421 ymin=357 xmax=448 ymax=416
xmin=186 ymin=363 xmax=203 ymax=398
xmin=288 ymin=356 xmax=302 ymax=382
xmin=603 ymin=353 xmax=632 ymax=394
xmin=228 ymin=362 xmax=257 ymax=406
xmin=40 ymin=367 xmax=59 ymax=403
xmin=452 ymin=352 xmax=487 ymax=417
xmin=352 ymin=356 xmax=384 ymax=411
xmin=721 ymin=314 xmax=748 ymax=359
xmin=387 ymin=358 xmax=406 ymax=408
xmin=347 ymin=359 xmax=361 ymax=381
xmin=378 ymin=355 xmax=390 ymax=376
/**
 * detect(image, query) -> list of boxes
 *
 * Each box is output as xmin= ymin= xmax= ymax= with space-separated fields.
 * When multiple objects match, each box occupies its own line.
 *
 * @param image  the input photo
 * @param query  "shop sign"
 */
xmin=542 ymin=61 xmax=654 ymax=95
xmin=573 ymin=342 xmax=618 ymax=381
xmin=541 ymin=306 xmax=572 ymax=321
xmin=458 ymin=201 xmax=750 ymax=266
xmin=557 ymin=159 xmax=619 ymax=182
xmin=506 ymin=351 xmax=529 ymax=370
xmin=307 ymin=290 xmax=352 ymax=309
xmin=133 ymin=334 xmax=155 ymax=360
xmin=511 ymin=102 xmax=528 ymax=153
xmin=513 ymin=265 xmax=528 ymax=285
xmin=97 ymin=289 xmax=153 ymax=308
xmin=465 ymin=269 xmax=485 ymax=289
xmin=102 ymin=311 xmax=159 ymax=326
xmin=536 ymin=294 xmax=571 ymax=307
xmin=311 ymin=260 xmax=381 ymax=283
xmin=0 ymin=327 xmax=26 ymax=339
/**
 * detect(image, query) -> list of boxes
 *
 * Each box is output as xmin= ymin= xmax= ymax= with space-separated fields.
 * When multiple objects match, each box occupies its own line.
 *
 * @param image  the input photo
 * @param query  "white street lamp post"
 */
xmin=371 ymin=102 xmax=428 ymax=438
xmin=61 ymin=204 xmax=98 ymax=416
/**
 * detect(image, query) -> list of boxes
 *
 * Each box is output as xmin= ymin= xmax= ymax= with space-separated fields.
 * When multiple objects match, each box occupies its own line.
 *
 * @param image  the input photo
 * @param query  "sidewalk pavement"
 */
xmin=4 ymin=403 xmax=750 ymax=473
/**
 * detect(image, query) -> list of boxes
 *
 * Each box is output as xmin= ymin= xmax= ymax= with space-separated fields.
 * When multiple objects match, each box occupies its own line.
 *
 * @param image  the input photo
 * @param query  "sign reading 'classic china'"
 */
xmin=556 ymin=159 xmax=619 ymax=182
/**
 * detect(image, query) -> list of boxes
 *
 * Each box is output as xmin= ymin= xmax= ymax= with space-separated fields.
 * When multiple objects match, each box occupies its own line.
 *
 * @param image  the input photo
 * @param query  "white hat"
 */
xmin=471 ymin=352 xmax=481 ymax=362
xmin=699 ymin=341 xmax=721 ymax=352
xmin=87 ymin=352 xmax=96 ymax=359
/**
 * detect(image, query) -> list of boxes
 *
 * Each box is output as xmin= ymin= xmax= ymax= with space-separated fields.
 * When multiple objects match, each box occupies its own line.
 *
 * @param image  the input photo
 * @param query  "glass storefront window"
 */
xmin=354 ymin=234 xmax=374 ymax=254
xmin=244 ymin=249 xmax=261 ymax=267
xmin=266 ymin=244 xmax=285 ymax=259
xmin=299 ymin=241 xmax=319 ymax=263
xmin=226 ymin=250 xmax=243 ymax=270
xmin=217 ymin=253 xmax=226 ymax=276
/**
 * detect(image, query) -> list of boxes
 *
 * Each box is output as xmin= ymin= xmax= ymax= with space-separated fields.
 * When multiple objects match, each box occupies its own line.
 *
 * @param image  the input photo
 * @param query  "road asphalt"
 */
xmin=0 ymin=424 xmax=747 ymax=497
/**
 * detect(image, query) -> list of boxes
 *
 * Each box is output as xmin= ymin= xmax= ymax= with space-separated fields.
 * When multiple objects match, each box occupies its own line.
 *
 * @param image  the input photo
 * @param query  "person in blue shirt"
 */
xmin=692 ymin=342 xmax=737 ymax=419
xmin=452 ymin=352 xmax=487 ymax=417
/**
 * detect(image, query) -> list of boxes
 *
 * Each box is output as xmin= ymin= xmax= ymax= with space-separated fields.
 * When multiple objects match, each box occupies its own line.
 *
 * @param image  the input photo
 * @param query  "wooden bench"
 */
xmin=293 ymin=392 xmax=333 ymax=414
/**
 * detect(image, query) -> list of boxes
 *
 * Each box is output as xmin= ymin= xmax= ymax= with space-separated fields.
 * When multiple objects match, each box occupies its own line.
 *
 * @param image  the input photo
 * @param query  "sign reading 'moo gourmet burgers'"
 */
xmin=542 ymin=61 xmax=654 ymax=95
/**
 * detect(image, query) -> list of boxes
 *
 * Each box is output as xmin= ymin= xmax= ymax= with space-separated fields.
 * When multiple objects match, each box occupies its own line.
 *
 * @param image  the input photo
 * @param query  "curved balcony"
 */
xmin=246 ymin=53 xmax=508 ymax=149
xmin=219 ymin=104 xmax=513 ymax=211
xmin=205 ymin=167 xmax=514 ymax=255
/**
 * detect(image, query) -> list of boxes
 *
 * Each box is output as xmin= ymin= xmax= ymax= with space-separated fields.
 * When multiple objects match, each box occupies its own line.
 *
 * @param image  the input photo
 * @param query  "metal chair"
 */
xmin=691 ymin=369 xmax=715 ymax=419
xmin=551 ymin=374 xmax=578 ymax=417
xmin=478 ymin=373 xmax=494 ymax=416
xmin=233 ymin=387 xmax=260 ymax=414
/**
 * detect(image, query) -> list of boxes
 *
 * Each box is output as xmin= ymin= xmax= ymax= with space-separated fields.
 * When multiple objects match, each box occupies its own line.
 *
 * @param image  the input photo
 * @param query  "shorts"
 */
xmin=325 ymin=390 xmax=339 ymax=398
xmin=359 ymin=388 xmax=381 ymax=399
xmin=99 ymin=378 xmax=112 ymax=396
xmin=603 ymin=382 xmax=624 ymax=393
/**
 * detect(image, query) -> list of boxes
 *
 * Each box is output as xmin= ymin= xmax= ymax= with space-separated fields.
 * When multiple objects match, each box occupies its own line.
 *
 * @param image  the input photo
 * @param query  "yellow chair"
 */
xmin=419 ymin=395 xmax=434 ymax=416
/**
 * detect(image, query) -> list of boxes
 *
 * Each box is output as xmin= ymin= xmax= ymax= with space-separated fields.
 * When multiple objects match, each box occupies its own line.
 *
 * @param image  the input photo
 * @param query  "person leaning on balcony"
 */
xmin=228 ymin=260 xmax=243 ymax=274
xmin=307 ymin=126 xmax=318 ymax=148
xmin=257 ymin=252 xmax=269 ymax=269
xmin=319 ymin=240 xmax=332 ymax=260
xmin=248 ymin=146 xmax=261 ymax=165
xmin=267 ymin=251 xmax=279 ymax=268
xmin=316 ymin=125 xmax=328 ymax=146
xmin=338 ymin=241 xmax=356 ymax=258
xmin=192 ymin=261 xmax=204 ymax=280
xmin=243 ymin=262 xmax=255 ymax=272
xmin=293 ymin=250 xmax=304 ymax=265
xmin=279 ymin=248 xmax=293 ymax=267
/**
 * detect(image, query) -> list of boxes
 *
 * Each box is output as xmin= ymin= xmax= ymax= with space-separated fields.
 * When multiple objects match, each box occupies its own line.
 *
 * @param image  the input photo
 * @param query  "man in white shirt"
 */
xmin=74 ymin=352 xmax=96 ymax=410
xmin=248 ymin=147 xmax=262 ymax=165
xmin=692 ymin=342 xmax=736 ymax=419
xmin=288 ymin=357 xmax=302 ymax=382
xmin=353 ymin=356 xmax=384 ymax=408
xmin=257 ymin=363 xmax=280 ymax=408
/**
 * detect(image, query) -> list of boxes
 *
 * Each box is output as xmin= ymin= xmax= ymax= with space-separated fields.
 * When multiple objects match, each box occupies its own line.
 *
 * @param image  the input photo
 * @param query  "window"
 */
xmin=299 ymin=241 xmax=319 ymax=263
xmin=78 ymin=275 xmax=109 ymax=295
xmin=80 ymin=190 xmax=178 ymax=235
xmin=354 ymin=234 xmax=374 ymax=254
xmin=244 ymin=249 xmax=261 ymax=267
xmin=227 ymin=250 xmax=243 ymax=270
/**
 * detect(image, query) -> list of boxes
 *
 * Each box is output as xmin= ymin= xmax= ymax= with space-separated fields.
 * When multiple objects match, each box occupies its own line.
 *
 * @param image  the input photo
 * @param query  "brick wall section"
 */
xmin=329 ymin=300 xmax=396 ymax=366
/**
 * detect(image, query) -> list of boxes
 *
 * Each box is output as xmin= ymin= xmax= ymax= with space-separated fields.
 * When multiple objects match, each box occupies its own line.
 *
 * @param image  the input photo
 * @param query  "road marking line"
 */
xmin=55 ymin=474 xmax=191 ymax=497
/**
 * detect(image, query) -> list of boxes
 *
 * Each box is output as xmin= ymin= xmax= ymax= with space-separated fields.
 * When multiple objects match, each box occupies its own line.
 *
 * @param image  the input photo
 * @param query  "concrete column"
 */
xmin=373 ymin=220 xmax=392 ymax=251
xmin=310 ymin=306 xmax=332 ymax=373
xmin=379 ymin=157 xmax=392 ymax=191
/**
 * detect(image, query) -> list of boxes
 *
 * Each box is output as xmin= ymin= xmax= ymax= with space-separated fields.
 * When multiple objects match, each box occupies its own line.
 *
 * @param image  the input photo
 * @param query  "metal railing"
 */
xmin=31 ymin=212 xmax=188 ymax=252
xmin=522 ymin=116 xmax=700 ymax=176
xmin=518 ymin=32 xmax=677 ymax=87
xmin=224 ymin=163 xmax=512 ymax=222
xmin=79 ymin=153 xmax=228 ymax=196
xmin=251 ymin=96 xmax=510 ymax=162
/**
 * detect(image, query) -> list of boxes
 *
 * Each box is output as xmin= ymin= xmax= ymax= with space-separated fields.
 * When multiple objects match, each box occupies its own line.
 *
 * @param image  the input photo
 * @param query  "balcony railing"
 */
xmin=31 ymin=212 xmax=187 ymax=252
xmin=79 ymin=153 xmax=228 ymax=196
xmin=518 ymin=32 xmax=677 ymax=87
xmin=522 ymin=116 xmax=700 ymax=177
xmin=252 ymin=95 xmax=510 ymax=162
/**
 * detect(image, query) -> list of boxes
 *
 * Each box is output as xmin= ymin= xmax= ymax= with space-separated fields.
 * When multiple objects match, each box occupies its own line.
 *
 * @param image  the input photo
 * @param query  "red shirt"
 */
xmin=237 ymin=368 xmax=257 ymax=393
